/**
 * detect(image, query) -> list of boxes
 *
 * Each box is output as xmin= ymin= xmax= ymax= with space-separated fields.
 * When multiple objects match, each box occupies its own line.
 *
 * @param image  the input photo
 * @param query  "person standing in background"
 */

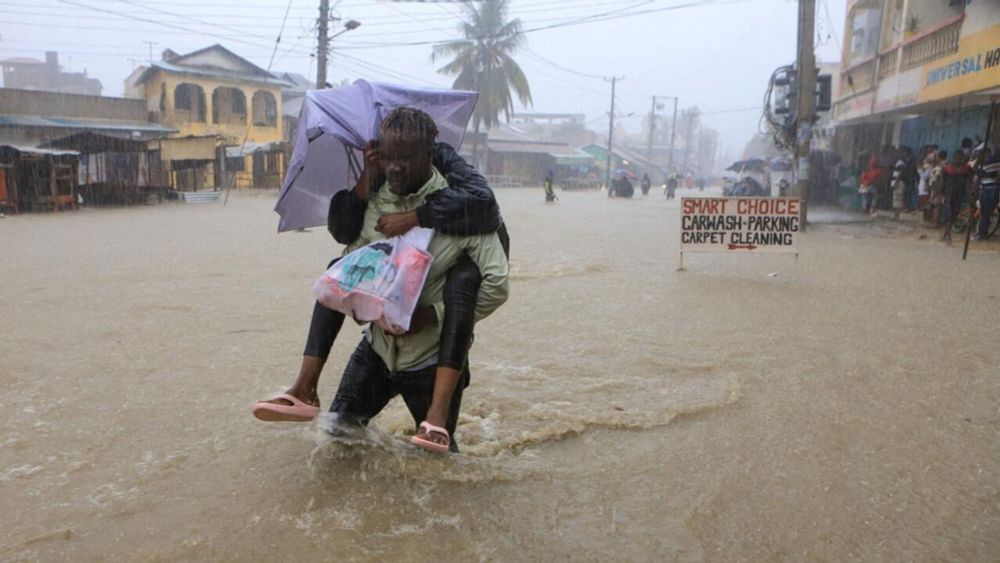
xmin=974 ymin=147 xmax=1000 ymax=240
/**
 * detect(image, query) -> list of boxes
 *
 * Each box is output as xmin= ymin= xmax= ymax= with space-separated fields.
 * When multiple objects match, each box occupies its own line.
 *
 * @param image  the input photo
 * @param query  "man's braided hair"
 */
xmin=378 ymin=106 xmax=438 ymax=149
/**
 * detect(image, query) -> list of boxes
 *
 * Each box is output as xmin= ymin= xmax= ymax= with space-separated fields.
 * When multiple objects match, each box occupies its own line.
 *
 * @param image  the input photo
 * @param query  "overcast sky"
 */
xmin=1 ymin=0 xmax=845 ymax=159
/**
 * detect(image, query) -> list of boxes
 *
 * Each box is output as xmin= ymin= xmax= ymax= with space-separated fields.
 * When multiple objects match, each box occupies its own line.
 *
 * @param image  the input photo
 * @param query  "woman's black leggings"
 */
xmin=303 ymin=224 xmax=510 ymax=369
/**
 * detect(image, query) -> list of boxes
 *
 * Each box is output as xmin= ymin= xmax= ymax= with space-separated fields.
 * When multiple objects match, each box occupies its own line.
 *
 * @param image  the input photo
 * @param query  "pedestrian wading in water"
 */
xmin=253 ymin=107 xmax=510 ymax=454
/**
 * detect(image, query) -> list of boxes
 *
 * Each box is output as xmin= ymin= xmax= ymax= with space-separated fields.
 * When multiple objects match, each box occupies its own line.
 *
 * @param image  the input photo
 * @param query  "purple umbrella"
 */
xmin=274 ymin=80 xmax=478 ymax=232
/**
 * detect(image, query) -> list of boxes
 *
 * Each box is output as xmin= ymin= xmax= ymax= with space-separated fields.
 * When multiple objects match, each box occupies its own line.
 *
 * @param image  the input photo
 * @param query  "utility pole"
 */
xmin=646 ymin=95 xmax=656 ymax=173
xmin=316 ymin=0 xmax=330 ymax=89
xmin=668 ymin=97 xmax=678 ymax=174
xmin=604 ymin=76 xmax=624 ymax=191
xmin=142 ymin=41 xmax=156 ymax=63
xmin=682 ymin=110 xmax=696 ymax=174
xmin=795 ymin=0 xmax=817 ymax=229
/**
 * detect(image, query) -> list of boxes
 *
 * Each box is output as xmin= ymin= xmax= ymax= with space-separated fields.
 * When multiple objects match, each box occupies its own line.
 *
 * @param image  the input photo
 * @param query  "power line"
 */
xmin=330 ymin=0 xmax=743 ymax=50
xmin=334 ymin=51 xmax=441 ymax=87
xmin=225 ymin=0 xmax=295 ymax=206
xmin=521 ymin=48 xmax=606 ymax=80
xmin=51 ymin=0 xmax=282 ymax=51
xmin=116 ymin=0 xmax=280 ymax=42
xmin=701 ymin=106 xmax=761 ymax=115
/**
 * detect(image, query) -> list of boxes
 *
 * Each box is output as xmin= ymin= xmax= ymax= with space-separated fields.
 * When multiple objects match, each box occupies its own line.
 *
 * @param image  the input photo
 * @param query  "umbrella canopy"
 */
xmin=769 ymin=157 xmax=793 ymax=171
xmin=274 ymin=80 xmax=478 ymax=232
xmin=725 ymin=158 xmax=766 ymax=172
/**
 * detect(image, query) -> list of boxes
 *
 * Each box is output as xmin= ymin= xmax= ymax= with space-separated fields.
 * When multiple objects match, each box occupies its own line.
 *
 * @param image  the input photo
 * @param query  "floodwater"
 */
xmin=2 ymin=188 xmax=999 ymax=561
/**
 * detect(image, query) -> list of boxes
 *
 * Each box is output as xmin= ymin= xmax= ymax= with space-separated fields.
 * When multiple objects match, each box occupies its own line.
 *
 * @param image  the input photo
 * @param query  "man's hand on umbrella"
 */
xmin=375 ymin=211 xmax=419 ymax=237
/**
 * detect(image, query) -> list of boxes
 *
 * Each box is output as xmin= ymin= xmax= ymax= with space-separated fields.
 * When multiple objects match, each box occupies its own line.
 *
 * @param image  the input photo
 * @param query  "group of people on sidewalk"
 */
xmin=251 ymin=107 xmax=510 ymax=454
xmin=857 ymin=138 xmax=1000 ymax=241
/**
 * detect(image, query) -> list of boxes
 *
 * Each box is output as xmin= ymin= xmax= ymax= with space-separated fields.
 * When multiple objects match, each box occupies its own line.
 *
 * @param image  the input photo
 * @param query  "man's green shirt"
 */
xmin=345 ymin=167 xmax=509 ymax=372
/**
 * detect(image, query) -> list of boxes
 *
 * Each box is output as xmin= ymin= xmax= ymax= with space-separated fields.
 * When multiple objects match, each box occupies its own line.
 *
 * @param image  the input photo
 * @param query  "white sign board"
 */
xmin=680 ymin=197 xmax=800 ymax=254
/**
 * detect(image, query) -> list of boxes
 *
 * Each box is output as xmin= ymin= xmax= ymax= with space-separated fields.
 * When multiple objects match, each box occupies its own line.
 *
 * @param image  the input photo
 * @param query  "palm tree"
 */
xmin=432 ymin=0 xmax=532 ymax=163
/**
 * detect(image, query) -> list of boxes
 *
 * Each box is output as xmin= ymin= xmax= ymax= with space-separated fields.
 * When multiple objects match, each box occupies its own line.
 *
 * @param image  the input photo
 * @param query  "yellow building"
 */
xmin=834 ymin=0 xmax=1000 ymax=157
xmin=125 ymin=45 xmax=291 ymax=190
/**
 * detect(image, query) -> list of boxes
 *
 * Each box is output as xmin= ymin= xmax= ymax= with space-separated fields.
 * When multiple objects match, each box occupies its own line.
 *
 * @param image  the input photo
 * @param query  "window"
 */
xmin=174 ymin=83 xmax=206 ymax=122
xmin=232 ymin=91 xmax=246 ymax=114
xmin=252 ymin=91 xmax=277 ymax=127
xmin=212 ymin=87 xmax=247 ymax=125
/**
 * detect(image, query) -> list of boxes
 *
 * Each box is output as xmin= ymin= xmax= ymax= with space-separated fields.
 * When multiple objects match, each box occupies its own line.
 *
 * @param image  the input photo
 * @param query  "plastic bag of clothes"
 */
xmin=314 ymin=228 xmax=434 ymax=334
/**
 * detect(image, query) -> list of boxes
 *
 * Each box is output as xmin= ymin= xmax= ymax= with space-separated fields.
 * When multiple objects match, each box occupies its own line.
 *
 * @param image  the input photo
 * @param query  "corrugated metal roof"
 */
xmin=283 ymin=96 xmax=304 ymax=118
xmin=487 ymin=139 xmax=585 ymax=156
xmin=139 ymin=61 xmax=292 ymax=88
xmin=225 ymin=141 xmax=285 ymax=157
xmin=0 ymin=145 xmax=79 ymax=156
xmin=0 ymin=57 xmax=44 ymax=64
xmin=551 ymin=150 xmax=595 ymax=164
xmin=0 ymin=115 xmax=175 ymax=135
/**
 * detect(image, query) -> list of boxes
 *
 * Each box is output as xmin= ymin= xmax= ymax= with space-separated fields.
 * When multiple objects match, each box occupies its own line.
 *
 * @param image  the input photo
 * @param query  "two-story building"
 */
xmin=834 ymin=0 xmax=1000 ymax=161
xmin=125 ymin=45 xmax=291 ymax=190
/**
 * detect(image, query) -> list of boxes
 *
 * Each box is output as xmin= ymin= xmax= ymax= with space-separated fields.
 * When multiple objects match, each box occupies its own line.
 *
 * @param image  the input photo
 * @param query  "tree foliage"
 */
xmin=432 ymin=0 xmax=533 ymax=132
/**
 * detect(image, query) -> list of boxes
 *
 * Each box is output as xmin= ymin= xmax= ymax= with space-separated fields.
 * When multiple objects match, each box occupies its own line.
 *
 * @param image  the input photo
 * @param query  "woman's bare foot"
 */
xmin=258 ymin=355 xmax=325 ymax=407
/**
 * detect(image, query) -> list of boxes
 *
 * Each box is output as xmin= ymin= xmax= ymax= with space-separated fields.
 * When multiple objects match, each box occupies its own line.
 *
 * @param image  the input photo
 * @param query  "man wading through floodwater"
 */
xmin=253 ymin=107 xmax=509 ymax=453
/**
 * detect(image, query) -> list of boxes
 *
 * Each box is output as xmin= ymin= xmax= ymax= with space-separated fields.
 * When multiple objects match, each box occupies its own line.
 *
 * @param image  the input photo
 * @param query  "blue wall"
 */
xmin=900 ymin=105 xmax=990 ymax=151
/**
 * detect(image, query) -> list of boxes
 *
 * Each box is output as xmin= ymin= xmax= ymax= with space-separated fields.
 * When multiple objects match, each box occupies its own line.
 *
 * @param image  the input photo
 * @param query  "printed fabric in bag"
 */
xmin=314 ymin=228 xmax=434 ymax=334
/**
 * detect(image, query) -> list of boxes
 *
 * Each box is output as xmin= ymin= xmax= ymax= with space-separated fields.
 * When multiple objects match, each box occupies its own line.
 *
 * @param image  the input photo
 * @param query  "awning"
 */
xmin=487 ymin=140 xmax=576 ymax=155
xmin=157 ymin=136 xmax=217 ymax=162
xmin=40 ymin=132 xmax=151 ymax=154
xmin=225 ymin=141 xmax=286 ymax=158
xmin=0 ymin=115 xmax=175 ymax=137
xmin=550 ymin=149 xmax=595 ymax=165
xmin=0 ymin=145 xmax=79 ymax=157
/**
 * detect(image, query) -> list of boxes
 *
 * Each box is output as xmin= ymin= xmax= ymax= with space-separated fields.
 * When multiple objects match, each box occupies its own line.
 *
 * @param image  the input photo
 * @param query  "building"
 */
xmin=0 ymin=87 xmax=179 ymax=210
xmin=834 ymin=0 xmax=1000 ymax=161
xmin=275 ymin=71 xmax=315 ymax=144
xmin=0 ymin=145 xmax=79 ymax=213
xmin=637 ymin=106 xmax=723 ymax=178
xmin=581 ymin=143 xmax=660 ymax=185
xmin=40 ymin=132 xmax=167 ymax=206
xmin=510 ymin=112 xmax=597 ymax=147
xmin=0 ymin=52 xmax=102 ymax=96
xmin=125 ymin=45 xmax=291 ymax=190
xmin=0 ymin=88 xmax=174 ymax=147
xmin=469 ymin=123 xmax=594 ymax=186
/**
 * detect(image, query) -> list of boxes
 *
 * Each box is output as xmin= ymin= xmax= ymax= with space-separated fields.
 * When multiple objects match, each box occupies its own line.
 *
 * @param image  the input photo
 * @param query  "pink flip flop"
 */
xmin=410 ymin=421 xmax=450 ymax=454
xmin=251 ymin=393 xmax=320 ymax=422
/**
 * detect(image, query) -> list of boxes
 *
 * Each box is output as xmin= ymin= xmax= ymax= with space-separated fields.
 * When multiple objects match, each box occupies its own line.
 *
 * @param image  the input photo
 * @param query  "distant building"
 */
xmin=125 ymin=45 xmax=291 ymax=190
xmin=275 ymin=71 xmax=314 ymax=104
xmin=274 ymin=71 xmax=315 ymax=144
xmin=0 ymin=51 xmax=102 ymax=96
xmin=468 ymin=123 xmax=594 ymax=186
xmin=510 ymin=112 xmax=596 ymax=148
xmin=582 ymin=143 xmax=659 ymax=184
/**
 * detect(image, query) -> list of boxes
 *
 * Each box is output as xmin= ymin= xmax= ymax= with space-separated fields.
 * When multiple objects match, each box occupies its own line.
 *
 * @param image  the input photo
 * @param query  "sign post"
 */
xmin=680 ymin=197 xmax=801 ymax=270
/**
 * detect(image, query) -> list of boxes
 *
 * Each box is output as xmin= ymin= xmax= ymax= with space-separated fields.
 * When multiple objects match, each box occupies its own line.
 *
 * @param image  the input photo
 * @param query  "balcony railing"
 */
xmin=841 ymin=57 xmax=876 ymax=97
xmin=900 ymin=15 xmax=963 ymax=71
xmin=878 ymin=47 xmax=899 ymax=80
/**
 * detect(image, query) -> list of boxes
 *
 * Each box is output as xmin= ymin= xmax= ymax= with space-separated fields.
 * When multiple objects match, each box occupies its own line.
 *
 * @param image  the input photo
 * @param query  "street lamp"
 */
xmin=317 ymin=18 xmax=361 ymax=88
xmin=335 ymin=19 xmax=362 ymax=37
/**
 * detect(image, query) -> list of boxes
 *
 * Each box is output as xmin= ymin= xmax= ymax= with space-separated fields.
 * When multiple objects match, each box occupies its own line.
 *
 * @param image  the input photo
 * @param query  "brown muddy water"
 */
xmin=2 ymin=188 xmax=999 ymax=561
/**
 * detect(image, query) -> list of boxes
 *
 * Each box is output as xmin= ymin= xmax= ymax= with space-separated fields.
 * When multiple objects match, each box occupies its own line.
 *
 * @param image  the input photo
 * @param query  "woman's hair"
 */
xmin=379 ymin=107 xmax=438 ymax=149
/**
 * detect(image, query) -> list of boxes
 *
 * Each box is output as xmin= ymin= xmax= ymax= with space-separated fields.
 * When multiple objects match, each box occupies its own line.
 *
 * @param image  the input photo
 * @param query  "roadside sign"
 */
xmin=679 ymin=197 xmax=800 ymax=267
